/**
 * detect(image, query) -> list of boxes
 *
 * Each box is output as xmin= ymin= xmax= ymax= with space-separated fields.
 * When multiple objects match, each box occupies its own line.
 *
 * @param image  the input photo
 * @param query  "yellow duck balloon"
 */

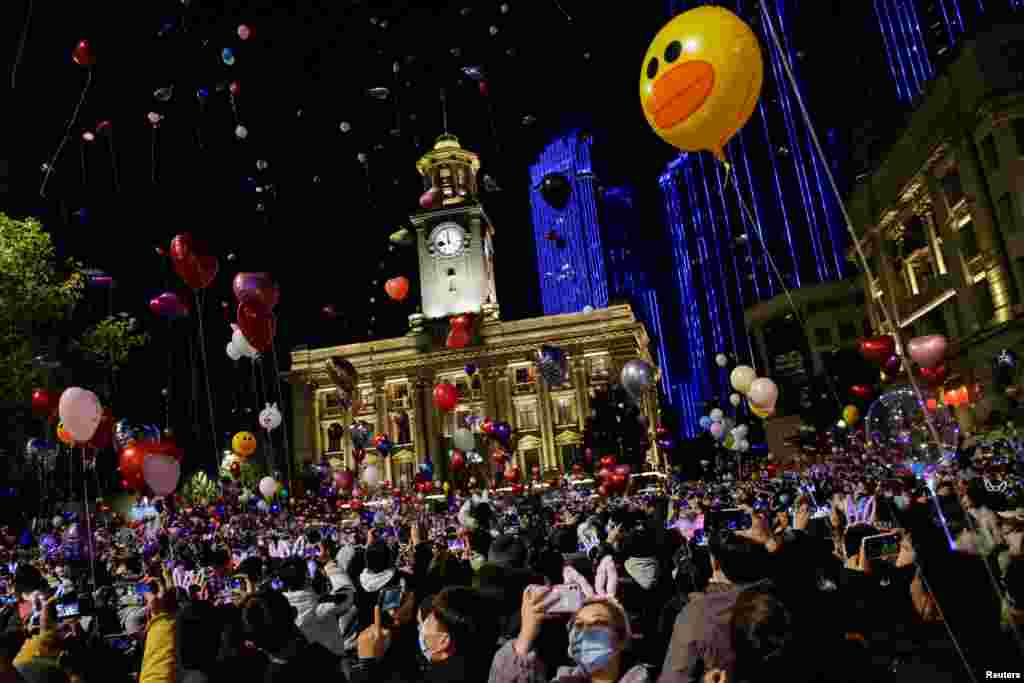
xmin=639 ymin=6 xmax=763 ymax=161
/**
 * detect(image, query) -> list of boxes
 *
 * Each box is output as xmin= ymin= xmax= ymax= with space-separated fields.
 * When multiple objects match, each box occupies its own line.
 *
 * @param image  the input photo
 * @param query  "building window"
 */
xmin=358 ymin=386 xmax=375 ymax=412
xmin=588 ymin=355 xmax=611 ymax=380
xmin=521 ymin=449 xmax=541 ymax=478
xmin=838 ymin=321 xmax=857 ymax=340
xmin=958 ymin=218 xmax=979 ymax=259
xmin=554 ymin=396 xmax=577 ymax=425
xmin=387 ymin=382 xmax=410 ymax=409
xmin=323 ymin=392 xmax=343 ymax=416
xmin=326 ymin=423 xmax=344 ymax=453
xmin=447 ymin=405 xmax=483 ymax=436
xmin=389 ymin=410 xmax=411 ymax=444
xmin=981 ymin=134 xmax=999 ymax=169
xmin=517 ymin=403 xmax=539 ymax=430
xmin=814 ymin=327 xmax=832 ymax=346
xmin=997 ymin=193 xmax=1017 ymax=233
xmin=941 ymin=172 xmax=964 ymax=207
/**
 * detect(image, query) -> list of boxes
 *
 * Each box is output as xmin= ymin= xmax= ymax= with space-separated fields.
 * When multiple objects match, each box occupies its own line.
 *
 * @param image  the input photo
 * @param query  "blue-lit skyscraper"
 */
xmin=529 ymin=133 xmax=676 ymax=407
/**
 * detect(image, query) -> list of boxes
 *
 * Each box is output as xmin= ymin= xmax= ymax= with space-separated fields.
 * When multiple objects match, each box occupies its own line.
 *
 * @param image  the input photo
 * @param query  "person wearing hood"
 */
xmin=278 ymin=556 xmax=354 ymax=657
xmin=489 ymin=590 xmax=651 ymax=683
xmin=355 ymin=542 xmax=410 ymax=633
xmin=616 ymin=529 xmax=669 ymax=668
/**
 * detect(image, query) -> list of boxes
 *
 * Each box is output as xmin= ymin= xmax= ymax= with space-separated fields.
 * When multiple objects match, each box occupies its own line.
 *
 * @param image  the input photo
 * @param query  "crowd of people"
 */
xmin=0 ymin=450 xmax=1021 ymax=683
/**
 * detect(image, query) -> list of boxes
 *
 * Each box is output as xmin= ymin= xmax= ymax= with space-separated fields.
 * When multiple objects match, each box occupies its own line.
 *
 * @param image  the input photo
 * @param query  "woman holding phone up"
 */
xmin=489 ymin=587 xmax=651 ymax=683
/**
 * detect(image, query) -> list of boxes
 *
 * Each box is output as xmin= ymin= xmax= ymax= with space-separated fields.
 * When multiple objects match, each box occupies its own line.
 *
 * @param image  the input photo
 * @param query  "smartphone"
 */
xmin=861 ymin=532 xmax=901 ymax=561
xmin=0 ymin=595 xmax=17 ymax=605
xmin=106 ymin=635 xmax=134 ymax=652
xmin=531 ymin=584 xmax=583 ymax=615
xmin=714 ymin=508 xmax=753 ymax=532
xmin=379 ymin=587 xmax=403 ymax=611
xmin=55 ymin=600 xmax=80 ymax=620
xmin=693 ymin=529 xmax=708 ymax=547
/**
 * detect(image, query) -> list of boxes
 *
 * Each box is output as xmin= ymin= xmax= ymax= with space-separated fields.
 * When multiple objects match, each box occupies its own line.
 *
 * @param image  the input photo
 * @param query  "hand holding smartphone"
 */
xmin=528 ymin=584 xmax=582 ymax=615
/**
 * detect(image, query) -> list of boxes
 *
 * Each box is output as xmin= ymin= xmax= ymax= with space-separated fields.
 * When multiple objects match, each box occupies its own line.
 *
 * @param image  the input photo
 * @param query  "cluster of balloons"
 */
xmin=699 ymin=410 xmax=751 ymax=452
xmin=858 ymin=334 xmax=948 ymax=386
xmin=227 ymin=324 xmax=260 ymax=361
xmin=169 ymin=233 xmax=218 ymax=290
xmin=232 ymin=272 xmax=279 ymax=354
xmin=116 ymin=421 xmax=183 ymax=495
xmin=728 ymin=365 xmax=778 ymax=417
xmin=620 ymin=359 xmax=659 ymax=402
xmin=594 ymin=454 xmax=631 ymax=497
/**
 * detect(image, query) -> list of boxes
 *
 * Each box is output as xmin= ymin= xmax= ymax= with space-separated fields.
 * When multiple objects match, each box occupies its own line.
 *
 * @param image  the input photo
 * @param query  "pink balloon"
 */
xmin=907 ymin=334 xmax=947 ymax=369
xmin=143 ymin=454 xmax=181 ymax=496
xmin=419 ymin=187 xmax=440 ymax=209
xmin=747 ymin=378 xmax=779 ymax=411
xmin=259 ymin=476 xmax=278 ymax=498
xmin=58 ymin=387 xmax=103 ymax=442
xmin=709 ymin=422 xmax=724 ymax=439
xmin=335 ymin=470 xmax=353 ymax=490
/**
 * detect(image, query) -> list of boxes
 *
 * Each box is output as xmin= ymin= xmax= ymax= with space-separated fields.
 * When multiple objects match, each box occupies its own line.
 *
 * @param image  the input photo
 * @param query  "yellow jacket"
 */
xmin=12 ymin=628 xmax=62 ymax=667
xmin=140 ymin=611 xmax=176 ymax=683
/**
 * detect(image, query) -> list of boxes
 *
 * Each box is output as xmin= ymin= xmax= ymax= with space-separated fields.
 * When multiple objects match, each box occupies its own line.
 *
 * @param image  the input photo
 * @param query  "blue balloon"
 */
xmin=221 ymin=48 xmax=236 ymax=65
xmin=699 ymin=416 xmax=712 ymax=430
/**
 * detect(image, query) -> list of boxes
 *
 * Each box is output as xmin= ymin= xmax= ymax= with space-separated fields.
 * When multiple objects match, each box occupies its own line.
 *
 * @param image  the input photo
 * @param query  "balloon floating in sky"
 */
xmin=237 ymin=24 xmax=252 ymax=40
xmin=72 ymin=40 xmax=95 ymax=66
xmin=639 ymin=6 xmax=763 ymax=161
xmin=539 ymin=173 xmax=571 ymax=210
xmin=222 ymin=48 xmax=236 ymax=65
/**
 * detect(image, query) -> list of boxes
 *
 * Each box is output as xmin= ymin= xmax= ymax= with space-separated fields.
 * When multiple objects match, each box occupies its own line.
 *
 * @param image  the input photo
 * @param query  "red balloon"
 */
xmin=858 ymin=336 xmax=895 ymax=364
xmin=481 ymin=419 xmax=494 ymax=435
xmin=610 ymin=473 xmax=627 ymax=489
xmin=229 ymin=462 xmax=241 ymax=478
xmin=119 ymin=444 xmax=148 ymax=491
xmin=511 ymin=483 xmax=525 ymax=496
xmin=419 ymin=187 xmax=441 ymax=209
xmin=349 ymin=499 xmax=363 ymax=512
xmin=384 ymin=277 xmax=410 ymax=302
xmin=352 ymin=448 xmax=365 ymax=464
xmin=599 ymin=455 xmax=617 ymax=469
xmin=598 ymin=484 xmax=610 ymax=497
xmin=433 ymin=382 xmax=458 ymax=412
xmin=505 ymin=465 xmax=522 ymax=483
xmin=613 ymin=464 xmax=632 ymax=478
xmin=450 ymin=450 xmax=466 ymax=471
xmin=446 ymin=326 xmax=471 ymax=349
xmin=237 ymin=302 xmax=277 ymax=354
xmin=169 ymin=234 xmax=219 ymax=290
xmin=596 ymin=467 xmax=611 ymax=481
xmin=918 ymin=363 xmax=948 ymax=385
xmin=149 ymin=292 xmax=189 ymax=319
xmin=31 ymin=388 xmax=53 ymax=417
xmin=492 ymin=451 xmax=506 ymax=467
xmin=88 ymin=408 xmax=115 ymax=450
xmin=849 ymin=384 xmax=874 ymax=401
xmin=232 ymin=273 xmax=280 ymax=314
xmin=72 ymin=40 xmax=95 ymax=66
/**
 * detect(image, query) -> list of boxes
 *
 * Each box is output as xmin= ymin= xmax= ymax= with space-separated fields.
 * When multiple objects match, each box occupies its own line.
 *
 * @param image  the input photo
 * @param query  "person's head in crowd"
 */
xmin=239 ymin=590 xmax=300 ymax=657
xmin=236 ymin=556 xmax=263 ymax=584
xmin=278 ymin=557 xmax=310 ymax=592
xmin=471 ymin=503 xmax=494 ymax=531
xmin=551 ymin=527 xmax=579 ymax=556
xmin=15 ymin=564 xmax=45 ymax=600
xmin=962 ymin=480 xmax=989 ymax=511
xmin=304 ymin=529 xmax=322 ymax=546
xmin=121 ymin=606 xmax=148 ymax=643
xmin=320 ymin=538 xmax=338 ymax=563
xmin=206 ymin=548 xmax=230 ymax=575
xmin=488 ymin=535 xmax=527 ymax=570
xmin=468 ymin=529 xmax=492 ymax=560
xmin=843 ymin=525 xmax=880 ymax=568
xmin=729 ymin=587 xmax=794 ymax=681
xmin=363 ymin=542 xmax=393 ymax=576
xmin=567 ymin=597 xmax=634 ymax=678
xmin=418 ymin=594 xmax=434 ymax=625
xmin=419 ymin=587 xmax=491 ymax=665
xmin=707 ymin=531 xmax=773 ymax=585
xmin=532 ymin=548 xmax=564 ymax=587
xmin=621 ymin=528 xmax=655 ymax=561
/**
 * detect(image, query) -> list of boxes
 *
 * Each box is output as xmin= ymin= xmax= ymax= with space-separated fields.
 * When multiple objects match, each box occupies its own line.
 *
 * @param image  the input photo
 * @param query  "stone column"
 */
xmin=482 ymin=367 xmax=501 ymax=422
xmin=572 ymin=358 xmax=589 ymax=431
xmin=536 ymin=374 xmax=556 ymax=473
xmin=290 ymin=382 xmax=316 ymax=467
xmin=414 ymin=377 xmax=433 ymax=466
xmin=876 ymin=233 xmax=906 ymax=328
xmin=959 ymin=136 xmax=1016 ymax=322
xmin=927 ymin=175 xmax=980 ymax=333
xmin=374 ymin=379 xmax=392 ymax=484
xmin=921 ymin=209 xmax=961 ymax=338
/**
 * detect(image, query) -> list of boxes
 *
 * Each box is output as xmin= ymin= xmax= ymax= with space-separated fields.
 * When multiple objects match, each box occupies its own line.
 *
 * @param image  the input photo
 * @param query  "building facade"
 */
xmin=287 ymin=136 xmax=661 ymax=487
xmin=846 ymin=24 xmax=1024 ymax=428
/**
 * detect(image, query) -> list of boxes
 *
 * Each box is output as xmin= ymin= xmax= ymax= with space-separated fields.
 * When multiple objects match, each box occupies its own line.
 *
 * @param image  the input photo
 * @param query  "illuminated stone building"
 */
xmin=287 ymin=135 xmax=660 ymax=486
xmin=846 ymin=24 xmax=1024 ymax=418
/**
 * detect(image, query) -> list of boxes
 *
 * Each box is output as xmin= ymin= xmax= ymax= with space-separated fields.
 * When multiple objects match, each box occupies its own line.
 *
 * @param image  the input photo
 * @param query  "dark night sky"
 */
xmin=1 ymin=1 xmax=879 ymax=455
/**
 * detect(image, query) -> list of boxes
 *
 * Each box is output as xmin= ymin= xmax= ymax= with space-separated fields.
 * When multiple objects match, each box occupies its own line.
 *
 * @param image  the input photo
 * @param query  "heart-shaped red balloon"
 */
xmin=446 ymin=326 xmax=471 ymax=349
xmin=170 ymin=234 xmax=218 ymax=290
xmin=72 ymin=40 xmax=95 ymax=67
xmin=858 ymin=336 xmax=895 ymax=364
xmin=918 ymin=363 xmax=948 ymax=385
xmin=384 ymin=277 xmax=409 ymax=302
xmin=232 ymin=272 xmax=279 ymax=313
xmin=237 ymin=302 xmax=276 ymax=354
xmin=850 ymin=384 xmax=874 ymax=400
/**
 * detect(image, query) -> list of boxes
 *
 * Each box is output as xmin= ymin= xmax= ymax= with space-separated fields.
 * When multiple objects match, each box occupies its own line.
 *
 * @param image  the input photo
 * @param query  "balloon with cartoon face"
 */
xmin=258 ymin=403 xmax=282 ymax=431
xmin=232 ymin=431 xmax=258 ymax=458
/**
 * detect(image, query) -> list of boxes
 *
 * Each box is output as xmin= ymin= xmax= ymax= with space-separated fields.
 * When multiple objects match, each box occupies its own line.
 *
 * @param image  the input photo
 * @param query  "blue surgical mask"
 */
xmin=568 ymin=626 xmax=615 ymax=673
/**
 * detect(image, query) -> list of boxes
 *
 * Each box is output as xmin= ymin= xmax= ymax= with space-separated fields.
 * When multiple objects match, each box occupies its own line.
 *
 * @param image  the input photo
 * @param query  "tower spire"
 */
xmin=440 ymin=88 xmax=449 ymax=135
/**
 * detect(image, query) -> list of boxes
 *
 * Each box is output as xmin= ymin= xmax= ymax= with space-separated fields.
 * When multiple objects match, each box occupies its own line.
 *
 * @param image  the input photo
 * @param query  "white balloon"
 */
xmin=231 ymin=325 xmax=259 ymax=359
xmin=730 ymin=366 xmax=757 ymax=394
xmin=143 ymin=454 xmax=181 ymax=496
xmin=226 ymin=341 xmax=242 ymax=361
xmin=709 ymin=408 xmax=724 ymax=423
xmin=259 ymin=476 xmax=278 ymax=498
xmin=715 ymin=353 xmax=728 ymax=368
xmin=729 ymin=393 xmax=742 ymax=407
xmin=362 ymin=464 xmax=380 ymax=487
xmin=737 ymin=440 xmax=750 ymax=452
xmin=837 ymin=420 xmax=847 ymax=429
xmin=52 ymin=516 xmax=64 ymax=528
xmin=732 ymin=424 xmax=748 ymax=439
xmin=747 ymin=378 xmax=779 ymax=410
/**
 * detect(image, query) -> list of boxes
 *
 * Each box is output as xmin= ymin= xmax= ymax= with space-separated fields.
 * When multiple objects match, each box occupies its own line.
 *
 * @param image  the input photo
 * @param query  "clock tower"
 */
xmin=409 ymin=133 xmax=499 ymax=326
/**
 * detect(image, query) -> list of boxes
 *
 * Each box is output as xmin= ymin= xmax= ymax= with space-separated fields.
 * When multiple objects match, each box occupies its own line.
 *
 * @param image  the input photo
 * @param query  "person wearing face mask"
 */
xmin=489 ymin=588 xmax=650 ymax=683
xmin=350 ymin=586 xmax=494 ymax=683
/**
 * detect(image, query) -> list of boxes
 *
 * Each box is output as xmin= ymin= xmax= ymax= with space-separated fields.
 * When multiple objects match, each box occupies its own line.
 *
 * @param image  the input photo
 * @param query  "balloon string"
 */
xmin=10 ymin=0 xmax=33 ymax=89
xmin=760 ymin=1 xmax=1022 ymax=665
xmin=107 ymin=128 xmax=121 ymax=193
xmin=717 ymin=158 xmax=845 ymax=419
xmin=193 ymin=291 xmax=221 ymax=476
xmin=79 ymin=143 xmax=87 ymax=187
xmin=186 ymin=316 xmax=201 ymax=446
xmin=40 ymin=68 xmax=94 ymax=198
xmin=269 ymin=336 xmax=294 ymax=498
xmin=81 ymin=449 xmax=96 ymax=589
xmin=151 ymin=127 xmax=159 ymax=185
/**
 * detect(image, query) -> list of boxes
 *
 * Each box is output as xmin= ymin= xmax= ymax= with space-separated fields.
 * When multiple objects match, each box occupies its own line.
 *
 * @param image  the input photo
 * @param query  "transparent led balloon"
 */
xmin=865 ymin=387 xmax=956 ymax=466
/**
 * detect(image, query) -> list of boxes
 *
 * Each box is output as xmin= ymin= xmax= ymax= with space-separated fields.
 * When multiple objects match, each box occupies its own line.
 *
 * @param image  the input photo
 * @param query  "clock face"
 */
xmin=429 ymin=223 xmax=467 ymax=258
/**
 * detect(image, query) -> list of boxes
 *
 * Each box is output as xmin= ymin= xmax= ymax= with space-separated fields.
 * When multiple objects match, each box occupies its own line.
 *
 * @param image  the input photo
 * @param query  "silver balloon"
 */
xmin=865 ymin=387 xmax=953 ymax=466
xmin=620 ymin=359 xmax=659 ymax=400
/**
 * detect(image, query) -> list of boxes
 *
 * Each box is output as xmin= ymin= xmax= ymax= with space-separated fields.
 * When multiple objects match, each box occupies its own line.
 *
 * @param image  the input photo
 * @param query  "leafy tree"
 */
xmin=74 ymin=316 xmax=150 ymax=400
xmin=0 ymin=212 xmax=84 ymax=407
